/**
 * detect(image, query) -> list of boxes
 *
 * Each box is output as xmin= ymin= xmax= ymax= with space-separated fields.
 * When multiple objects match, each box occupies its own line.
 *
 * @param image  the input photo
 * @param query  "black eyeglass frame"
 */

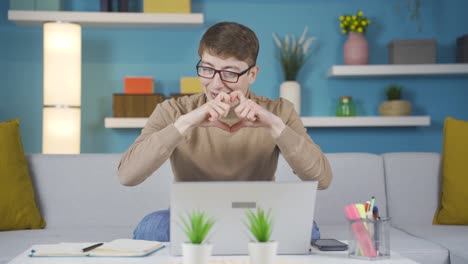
xmin=195 ymin=59 xmax=255 ymax=83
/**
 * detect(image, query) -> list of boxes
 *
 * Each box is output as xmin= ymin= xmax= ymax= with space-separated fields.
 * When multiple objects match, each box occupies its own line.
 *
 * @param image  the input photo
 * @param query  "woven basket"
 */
xmin=379 ymin=100 xmax=412 ymax=116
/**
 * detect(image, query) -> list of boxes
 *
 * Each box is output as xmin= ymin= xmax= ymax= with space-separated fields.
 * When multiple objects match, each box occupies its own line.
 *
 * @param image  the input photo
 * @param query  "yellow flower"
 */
xmin=338 ymin=10 xmax=371 ymax=35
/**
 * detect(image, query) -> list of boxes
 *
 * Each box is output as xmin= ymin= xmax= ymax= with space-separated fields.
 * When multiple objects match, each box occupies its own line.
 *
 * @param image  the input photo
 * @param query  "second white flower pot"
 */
xmin=280 ymin=81 xmax=301 ymax=115
xmin=248 ymin=241 xmax=278 ymax=264
xmin=182 ymin=243 xmax=213 ymax=264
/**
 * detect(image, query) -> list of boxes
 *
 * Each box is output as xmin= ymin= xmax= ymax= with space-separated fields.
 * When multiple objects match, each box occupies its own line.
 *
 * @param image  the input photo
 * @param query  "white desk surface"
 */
xmin=8 ymin=243 xmax=420 ymax=264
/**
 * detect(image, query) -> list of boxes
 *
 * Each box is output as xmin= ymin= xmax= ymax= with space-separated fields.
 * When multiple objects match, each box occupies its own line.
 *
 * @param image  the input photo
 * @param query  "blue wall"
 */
xmin=1 ymin=0 xmax=467 ymax=154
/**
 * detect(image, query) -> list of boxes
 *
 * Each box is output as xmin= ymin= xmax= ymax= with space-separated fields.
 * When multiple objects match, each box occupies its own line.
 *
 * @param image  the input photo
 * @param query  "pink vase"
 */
xmin=344 ymin=32 xmax=369 ymax=65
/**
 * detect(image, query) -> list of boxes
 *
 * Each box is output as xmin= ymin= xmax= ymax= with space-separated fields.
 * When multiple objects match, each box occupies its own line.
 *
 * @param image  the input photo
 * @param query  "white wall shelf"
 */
xmin=105 ymin=118 xmax=148 ymax=128
xmin=300 ymin=116 xmax=430 ymax=127
xmin=328 ymin=64 xmax=468 ymax=78
xmin=8 ymin=10 xmax=204 ymax=27
xmin=105 ymin=116 xmax=431 ymax=128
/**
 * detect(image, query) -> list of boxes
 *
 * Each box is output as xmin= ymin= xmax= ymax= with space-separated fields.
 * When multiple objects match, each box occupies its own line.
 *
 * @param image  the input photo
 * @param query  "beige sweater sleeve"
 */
xmin=117 ymin=102 xmax=183 ymax=186
xmin=275 ymin=102 xmax=333 ymax=190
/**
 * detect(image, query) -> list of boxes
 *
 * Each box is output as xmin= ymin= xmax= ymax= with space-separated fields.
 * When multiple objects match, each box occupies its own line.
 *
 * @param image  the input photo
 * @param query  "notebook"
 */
xmin=29 ymin=239 xmax=164 ymax=257
xmin=170 ymin=181 xmax=318 ymax=256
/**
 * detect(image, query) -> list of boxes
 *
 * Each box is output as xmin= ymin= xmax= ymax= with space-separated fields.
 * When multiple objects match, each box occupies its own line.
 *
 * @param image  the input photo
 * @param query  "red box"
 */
xmin=124 ymin=77 xmax=154 ymax=94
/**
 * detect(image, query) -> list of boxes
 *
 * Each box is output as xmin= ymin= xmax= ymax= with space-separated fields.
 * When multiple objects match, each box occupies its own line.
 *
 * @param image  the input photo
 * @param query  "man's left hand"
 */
xmin=229 ymin=91 xmax=286 ymax=138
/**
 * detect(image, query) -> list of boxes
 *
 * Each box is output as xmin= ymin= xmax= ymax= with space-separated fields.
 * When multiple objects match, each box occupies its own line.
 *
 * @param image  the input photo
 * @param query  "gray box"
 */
xmin=388 ymin=39 xmax=437 ymax=64
xmin=456 ymin=35 xmax=468 ymax=63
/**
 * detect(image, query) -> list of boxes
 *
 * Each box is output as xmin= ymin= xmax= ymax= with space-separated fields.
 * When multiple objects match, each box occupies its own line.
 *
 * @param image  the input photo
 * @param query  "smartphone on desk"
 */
xmin=312 ymin=239 xmax=348 ymax=251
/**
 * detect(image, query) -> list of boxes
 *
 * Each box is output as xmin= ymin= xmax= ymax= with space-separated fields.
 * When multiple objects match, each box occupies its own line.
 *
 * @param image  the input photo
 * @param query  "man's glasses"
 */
xmin=196 ymin=60 xmax=255 ymax=83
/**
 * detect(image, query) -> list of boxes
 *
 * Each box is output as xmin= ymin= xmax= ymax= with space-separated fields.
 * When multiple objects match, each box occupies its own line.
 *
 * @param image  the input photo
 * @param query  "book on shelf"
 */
xmin=30 ymin=239 xmax=164 ymax=257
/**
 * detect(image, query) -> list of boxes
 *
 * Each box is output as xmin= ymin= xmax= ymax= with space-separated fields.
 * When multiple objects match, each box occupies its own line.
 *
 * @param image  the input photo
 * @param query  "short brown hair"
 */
xmin=198 ymin=22 xmax=259 ymax=66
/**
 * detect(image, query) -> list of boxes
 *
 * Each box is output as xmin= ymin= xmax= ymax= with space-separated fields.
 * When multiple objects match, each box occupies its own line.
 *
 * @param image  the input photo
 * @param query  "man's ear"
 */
xmin=248 ymin=66 xmax=260 ymax=84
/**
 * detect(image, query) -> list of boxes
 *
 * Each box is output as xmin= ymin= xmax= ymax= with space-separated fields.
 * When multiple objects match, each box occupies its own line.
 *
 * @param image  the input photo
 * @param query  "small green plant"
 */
xmin=180 ymin=210 xmax=215 ymax=244
xmin=244 ymin=207 xmax=273 ymax=243
xmin=272 ymin=26 xmax=317 ymax=81
xmin=386 ymin=85 xmax=403 ymax=100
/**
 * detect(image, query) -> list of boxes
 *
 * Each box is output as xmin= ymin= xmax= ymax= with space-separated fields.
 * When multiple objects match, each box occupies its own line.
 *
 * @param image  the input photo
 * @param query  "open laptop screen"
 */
xmin=170 ymin=181 xmax=318 ymax=256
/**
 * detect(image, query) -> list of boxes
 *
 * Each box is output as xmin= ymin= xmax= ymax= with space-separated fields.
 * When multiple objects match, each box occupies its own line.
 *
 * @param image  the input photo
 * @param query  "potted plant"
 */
xmin=272 ymin=26 xmax=317 ymax=115
xmin=379 ymin=85 xmax=412 ymax=116
xmin=180 ymin=210 xmax=215 ymax=264
xmin=339 ymin=10 xmax=371 ymax=65
xmin=245 ymin=207 xmax=277 ymax=264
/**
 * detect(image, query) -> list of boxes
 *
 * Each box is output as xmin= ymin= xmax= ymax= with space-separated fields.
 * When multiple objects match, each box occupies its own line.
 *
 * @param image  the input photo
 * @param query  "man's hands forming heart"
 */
xmin=174 ymin=91 xmax=286 ymax=137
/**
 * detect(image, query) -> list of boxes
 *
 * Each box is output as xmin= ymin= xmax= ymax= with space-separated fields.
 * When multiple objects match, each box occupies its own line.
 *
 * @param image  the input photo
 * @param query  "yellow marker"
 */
xmin=355 ymin=203 xmax=367 ymax=256
xmin=355 ymin=204 xmax=367 ymax=219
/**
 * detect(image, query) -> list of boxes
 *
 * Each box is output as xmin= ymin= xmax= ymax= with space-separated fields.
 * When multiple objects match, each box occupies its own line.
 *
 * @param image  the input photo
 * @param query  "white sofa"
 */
xmin=1 ymin=153 xmax=466 ymax=264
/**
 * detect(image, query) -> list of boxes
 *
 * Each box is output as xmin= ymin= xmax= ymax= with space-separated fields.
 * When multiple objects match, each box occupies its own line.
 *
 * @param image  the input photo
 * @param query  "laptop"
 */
xmin=170 ymin=181 xmax=318 ymax=256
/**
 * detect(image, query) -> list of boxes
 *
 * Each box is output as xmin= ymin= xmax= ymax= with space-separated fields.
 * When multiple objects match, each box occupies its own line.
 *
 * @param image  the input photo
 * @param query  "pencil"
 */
xmin=82 ymin=242 xmax=103 ymax=252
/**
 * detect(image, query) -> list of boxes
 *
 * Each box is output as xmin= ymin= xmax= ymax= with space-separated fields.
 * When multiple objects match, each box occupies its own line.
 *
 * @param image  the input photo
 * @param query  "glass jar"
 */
xmin=336 ymin=96 xmax=356 ymax=117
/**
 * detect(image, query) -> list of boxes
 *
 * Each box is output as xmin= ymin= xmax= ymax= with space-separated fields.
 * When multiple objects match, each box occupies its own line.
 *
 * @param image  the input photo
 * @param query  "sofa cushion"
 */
xmin=0 ymin=119 xmax=45 ymax=231
xmin=395 ymin=224 xmax=468 ymax=264
xmin=383 ymin=152 xmax=441 ymax=226
xmin=315 ymin=153 xmax=387 ymax=225
xmin=26 ymin=154 xmax=173 ymax=228
xmin=434 ymin=117 xmax=468 ymax=225
xmin=277 ymin=153 xmax=388 ymax=225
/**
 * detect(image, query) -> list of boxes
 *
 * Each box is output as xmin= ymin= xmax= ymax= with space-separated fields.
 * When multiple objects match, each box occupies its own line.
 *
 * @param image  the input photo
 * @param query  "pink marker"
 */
xmin=345 ymin=204 xmax=377 ymax=257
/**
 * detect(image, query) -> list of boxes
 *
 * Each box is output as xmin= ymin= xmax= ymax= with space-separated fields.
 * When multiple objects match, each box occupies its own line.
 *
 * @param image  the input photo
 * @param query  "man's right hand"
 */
xmin=174 ymin=92 xmax=232 ymax=134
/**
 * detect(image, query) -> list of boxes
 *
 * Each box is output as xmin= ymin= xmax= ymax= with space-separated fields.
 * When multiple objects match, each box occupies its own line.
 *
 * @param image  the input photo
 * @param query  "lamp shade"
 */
xmin=43 ymin=22 xmax=81 ymax=106
xmin=43 ymin=22 xmax=82 ymax=154
xmin=43 ymin=107 xmax=81 ymax=154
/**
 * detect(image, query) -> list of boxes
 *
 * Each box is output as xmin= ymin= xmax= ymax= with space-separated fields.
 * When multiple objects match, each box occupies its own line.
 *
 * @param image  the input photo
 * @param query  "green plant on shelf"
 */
xmin=272 ymin=26 xmax=317 ymax=81
xmin=386 ymin=85 xmax=403 ymax=100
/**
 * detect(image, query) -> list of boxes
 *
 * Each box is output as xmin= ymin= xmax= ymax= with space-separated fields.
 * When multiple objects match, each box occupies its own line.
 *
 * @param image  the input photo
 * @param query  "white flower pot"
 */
xmin=248 ymin=241 xmax=278 ymax=264
xmin=182 ymin=243 xmax=213 ymax=264
xmin=280 ymin=81 xmax=301 ymax=115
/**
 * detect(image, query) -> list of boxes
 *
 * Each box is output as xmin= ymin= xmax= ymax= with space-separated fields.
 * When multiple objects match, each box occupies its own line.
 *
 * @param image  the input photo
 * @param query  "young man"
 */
xmin=118 ymin=22 xmax=332 ymax=242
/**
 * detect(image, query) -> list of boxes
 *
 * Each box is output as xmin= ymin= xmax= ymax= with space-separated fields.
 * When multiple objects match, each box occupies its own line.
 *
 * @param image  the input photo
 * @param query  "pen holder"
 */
xmin=347 ymin=218 xmax=391 ymax=260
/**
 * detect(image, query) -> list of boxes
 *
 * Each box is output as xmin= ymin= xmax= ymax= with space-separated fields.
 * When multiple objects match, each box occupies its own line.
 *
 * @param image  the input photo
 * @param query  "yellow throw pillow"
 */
xmin=0 ymin=119 xmax=46 ymax=230
xmin=433 ymin=117 xmax=468 ymax=225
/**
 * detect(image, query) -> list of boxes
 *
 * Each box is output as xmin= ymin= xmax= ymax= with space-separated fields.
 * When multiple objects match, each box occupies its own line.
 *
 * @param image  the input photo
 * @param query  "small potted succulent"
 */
xmin=245 ymin=207 xmax=277 ymax=264
xmin=180 ymin=210 xmax=215 ymax=264
xmin=379 ymin=85 xmax=412 ymax=116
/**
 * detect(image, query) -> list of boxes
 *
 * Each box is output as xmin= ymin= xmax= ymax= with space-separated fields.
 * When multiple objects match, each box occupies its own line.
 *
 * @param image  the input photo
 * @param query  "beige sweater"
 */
xmin=118 ymin=90 xmax=332 ymax=189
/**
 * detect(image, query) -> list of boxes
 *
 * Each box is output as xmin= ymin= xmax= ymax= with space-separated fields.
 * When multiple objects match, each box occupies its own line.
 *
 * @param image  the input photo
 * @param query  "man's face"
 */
xmin=198 ymin=52 xmax=258 ymax=102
